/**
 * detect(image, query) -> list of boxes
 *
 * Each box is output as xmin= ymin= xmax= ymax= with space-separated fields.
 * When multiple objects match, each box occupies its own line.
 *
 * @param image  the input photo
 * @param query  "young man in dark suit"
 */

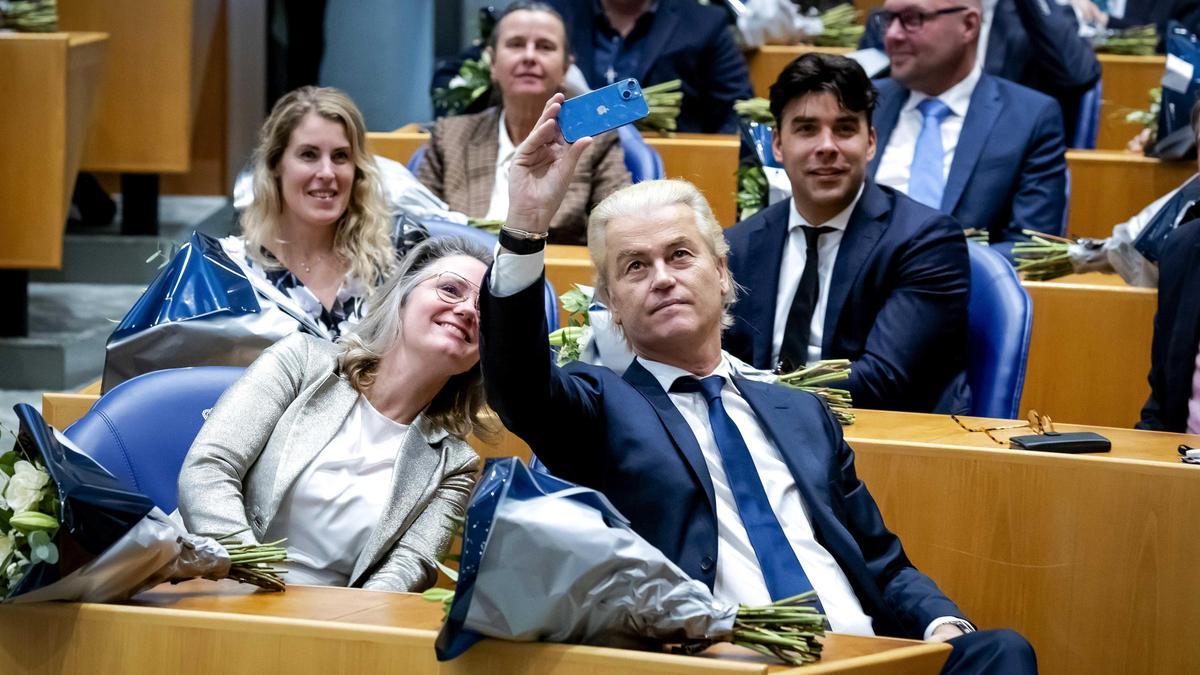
xmin=478 ymin=92 xmax=1034 ymax=673
xmin=868 ymin=0 xmax=1068 ymax=257
xmin=724 ymin=52 xmax=970 ymax=414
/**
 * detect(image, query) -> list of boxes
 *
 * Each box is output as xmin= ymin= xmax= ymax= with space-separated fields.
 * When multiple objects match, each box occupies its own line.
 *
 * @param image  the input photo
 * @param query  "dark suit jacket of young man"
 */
xmin=479 ymin=272 xmax=964 ymax=640
xmin=548 ymin=0 xmax=753 ymax=134
xmin=723 ymin=181 xmax=971 ymax=413
xmin=869 ymin=74 xmax=1067 ymax=257
xmin=1138 ymin=219 xmax=1200 ymax=432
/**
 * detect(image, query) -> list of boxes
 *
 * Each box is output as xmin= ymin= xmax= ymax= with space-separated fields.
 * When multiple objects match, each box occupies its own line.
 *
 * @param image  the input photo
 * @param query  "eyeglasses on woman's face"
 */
xmin=425 ymin=270 xmax=482 ymax=310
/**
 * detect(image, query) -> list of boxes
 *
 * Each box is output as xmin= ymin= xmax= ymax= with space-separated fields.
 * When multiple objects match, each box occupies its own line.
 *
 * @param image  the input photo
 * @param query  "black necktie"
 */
xmin=779 ymin=226 xmax=835 ymax=372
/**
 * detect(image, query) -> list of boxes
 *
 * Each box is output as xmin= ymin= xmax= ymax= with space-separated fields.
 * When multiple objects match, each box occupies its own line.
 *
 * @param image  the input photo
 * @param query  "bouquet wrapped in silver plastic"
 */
xmin=1 ymin=405 xmax=286 ymax=603
xmin=431 ymin=457 xmax=825 ymax=665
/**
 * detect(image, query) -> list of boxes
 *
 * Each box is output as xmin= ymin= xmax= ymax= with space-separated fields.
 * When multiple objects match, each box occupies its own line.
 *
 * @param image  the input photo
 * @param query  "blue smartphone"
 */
xmin=558 ymin=78 xmax=649 ymax=143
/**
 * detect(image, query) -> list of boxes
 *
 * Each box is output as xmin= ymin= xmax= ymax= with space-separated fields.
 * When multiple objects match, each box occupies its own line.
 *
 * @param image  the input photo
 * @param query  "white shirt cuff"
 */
xmin=924 ymin=616 xmax=970 ymax=641
xmin=488 ymin=244 xmax=545 ymax=298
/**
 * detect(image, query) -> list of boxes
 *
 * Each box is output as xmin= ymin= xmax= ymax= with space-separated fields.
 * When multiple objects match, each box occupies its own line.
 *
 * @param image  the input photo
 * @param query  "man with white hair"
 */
xmin=478 ymin=94 xmax=1036 ymax=673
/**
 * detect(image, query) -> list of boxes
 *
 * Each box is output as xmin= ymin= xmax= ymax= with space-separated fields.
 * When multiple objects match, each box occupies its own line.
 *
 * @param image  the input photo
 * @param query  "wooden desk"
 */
xmin=1020 ymin=273 xmax=1156 ymax=428
xmin=58 ymin=0 xmax=221 ymax=174
xmin=368 ymin=130 xmax=742 ymax=227
xmin=1066 ymin=149 xmax=1193 ymax=240
xmin=0 ymin=581 xmax=949 ymax=674
xmin=1096 ymin=54 xmax=1164 ymax=151
xmin=367 ymin=130 xmax=429 ymax=169
xmin=0 ymin=32 xmax=107 ymax=269
xmin=845 ymin=410 xmax=1200 ymax=675
xmin=747 ymin=46 xmax=853 ymax=99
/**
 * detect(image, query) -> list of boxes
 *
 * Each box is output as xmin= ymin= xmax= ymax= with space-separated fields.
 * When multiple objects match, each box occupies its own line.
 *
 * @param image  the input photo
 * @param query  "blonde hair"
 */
xmin=586 ymin=179 xmax=738 ymax=327
xmin=339 ymin=237 xmax=495 ymax=440
xmin=243 ymin=86 xmax=395 ymax=288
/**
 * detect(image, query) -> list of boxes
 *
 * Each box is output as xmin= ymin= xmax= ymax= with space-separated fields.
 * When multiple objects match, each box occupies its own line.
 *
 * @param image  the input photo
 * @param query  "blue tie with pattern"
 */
xmin=908 ymin=98 xmax=952 ymax=209
xmin=672 ymin=375 xmax=819 ymax=604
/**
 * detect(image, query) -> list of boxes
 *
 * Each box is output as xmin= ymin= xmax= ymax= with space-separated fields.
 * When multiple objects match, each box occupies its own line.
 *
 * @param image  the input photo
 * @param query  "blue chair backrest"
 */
xmin=616 ymin=124 xmax=664 ymax=182
xmin=422 ymin=219 xmax=561 ymax=331
xmin=966 ymin=241 xmax=1033 ymax=419
xmin=64 ymin=366 xmax=245 ymax=512
xmin=407 ymin=145 xmax=427 ymax=174
xmin=407 ymin=125 xmax=663 ymax=183
xmin=1070 ymin=78 xmax=1102 ymax=149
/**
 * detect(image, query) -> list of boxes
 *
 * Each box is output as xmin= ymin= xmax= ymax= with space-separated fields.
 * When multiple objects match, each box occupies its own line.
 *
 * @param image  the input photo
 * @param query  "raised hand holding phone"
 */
xmin=506 ymin=94 xmax=593 ymax=236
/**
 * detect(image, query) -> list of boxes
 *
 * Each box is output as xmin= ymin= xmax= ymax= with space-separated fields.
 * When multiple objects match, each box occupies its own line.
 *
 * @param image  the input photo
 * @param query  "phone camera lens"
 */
xmin=622 ymin=90 xmax=632 ymax=100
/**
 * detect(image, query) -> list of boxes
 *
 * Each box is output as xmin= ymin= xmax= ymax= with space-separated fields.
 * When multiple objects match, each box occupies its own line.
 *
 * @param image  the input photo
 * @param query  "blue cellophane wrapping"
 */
xmin=4 ymin=405 xmax=231 ymax=602
xmin=435 ymin=457 xmax=736 ymax=661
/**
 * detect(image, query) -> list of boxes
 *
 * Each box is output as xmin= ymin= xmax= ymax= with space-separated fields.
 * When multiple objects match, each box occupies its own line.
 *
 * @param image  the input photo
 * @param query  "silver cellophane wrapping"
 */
xmin=463 ymin=493 xmax=737 ymax=649
xmin=6 ymin=507 xmax=231 ymax=604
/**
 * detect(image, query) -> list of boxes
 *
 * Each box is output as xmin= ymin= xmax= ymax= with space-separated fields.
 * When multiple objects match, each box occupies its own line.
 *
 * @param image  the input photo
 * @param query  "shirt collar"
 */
xmin=497 ymin=111 xmax=516 ymax=166
xmin=902 ymin=64 xmax=982 ymax=119
xmin=593 ymin=0 xmax=659 ymax=34
xmin=787 ymin=182 xmax=865 ymax=232
xmin=637 ymin=352 xmax=737 ymax=394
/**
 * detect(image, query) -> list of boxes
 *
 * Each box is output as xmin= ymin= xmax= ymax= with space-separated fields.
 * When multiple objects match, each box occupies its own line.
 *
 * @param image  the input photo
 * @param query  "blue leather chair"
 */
xmin=64 ymin=366 xmax=245 ymax=512
xmin=407 ymin=125 xmax=664 ymax=183
xmin=423 ymin=219 xmax=560 ymax=331
xmin=1070 ymin=78 xmax=1102 ymax=149
xmin=966 ymin=241 xmax=1033 ymax=419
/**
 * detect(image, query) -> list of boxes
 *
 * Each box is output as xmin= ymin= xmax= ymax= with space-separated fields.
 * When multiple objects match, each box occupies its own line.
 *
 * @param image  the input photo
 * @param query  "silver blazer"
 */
xmin=177 ymin=333 xmax=480 ymax=591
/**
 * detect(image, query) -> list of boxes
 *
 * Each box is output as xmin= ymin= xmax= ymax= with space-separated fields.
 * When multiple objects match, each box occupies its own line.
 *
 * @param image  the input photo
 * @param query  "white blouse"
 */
xmin=265 ymin=395 xmax=408 ymax=586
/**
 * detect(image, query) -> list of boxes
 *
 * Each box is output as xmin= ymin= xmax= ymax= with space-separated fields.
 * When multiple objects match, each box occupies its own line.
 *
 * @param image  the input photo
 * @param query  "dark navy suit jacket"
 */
xmin=1138 ymin=219 xmax=1200 ymax=432
xmin=724 ymin=182 xmax=970 ymax=413
xmin=549 ymin=0 xmax=753 ymax=134
xmin=869 ymin=74 xmax=1068 ymax=254
xmin=480 ymin=273 xmax=963 ymax=640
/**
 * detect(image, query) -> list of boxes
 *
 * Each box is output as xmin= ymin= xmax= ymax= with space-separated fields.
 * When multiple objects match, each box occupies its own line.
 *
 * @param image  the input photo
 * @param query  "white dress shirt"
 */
xmin=874 ymin=65 xmax=983 ymax=198
xmin=265 ymin=394 xmax=408 ymax=586
xmin=484 ymin=112 xmax=518 ymax=221
xmin=770 ymin=186 xmax=864 ymax=369
xmin=489 ymin=246 xmax=964 ymax=639
xmin=637 ymin=355 xmax=875 ymax=634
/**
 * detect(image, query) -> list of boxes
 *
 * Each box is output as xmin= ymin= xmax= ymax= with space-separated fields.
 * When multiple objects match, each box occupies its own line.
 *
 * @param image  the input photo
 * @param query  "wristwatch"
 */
xmin=944 ymin=619 xmax=976 ymax=635
xmin=499 ymin=226 xmax=549 ymax=255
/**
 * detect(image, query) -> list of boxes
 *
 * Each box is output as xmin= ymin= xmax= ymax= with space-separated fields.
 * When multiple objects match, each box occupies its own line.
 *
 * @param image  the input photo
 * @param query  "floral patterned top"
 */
xmin=221 ymin=236 xmax=371 ymax=339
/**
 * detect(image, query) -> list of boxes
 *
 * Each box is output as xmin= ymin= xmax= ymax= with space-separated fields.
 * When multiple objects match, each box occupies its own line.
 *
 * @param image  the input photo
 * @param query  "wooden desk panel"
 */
xmin=1066 ymin=150 xmax=1193 ymax=239
xmin=0 ymin=32 xmax=107 ymax=269
xmin=58 ymin=0 xmax=221 ymax=173
xmin=1096 ymin=55 xmax=1164 ymax=151
xmin=845 ymin=411 xmax=1200 ymax=675
xmin=0 ymin=581 xmax=949 ymax=674
xmin=366 ymin=131 xmax=429 ymax=168
xmin=1020 ymin=274 xmax=1156 ymax=428
xmin=645 ymin=134 xmax=741 ymax=226
xmin=747 ymin=46 xmax=853 ymax=99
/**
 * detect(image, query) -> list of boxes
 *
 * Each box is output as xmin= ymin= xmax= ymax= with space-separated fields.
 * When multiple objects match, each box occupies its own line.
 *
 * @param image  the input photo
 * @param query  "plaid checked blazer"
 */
xmin=416 ymin=106 xmax=631 ymax=245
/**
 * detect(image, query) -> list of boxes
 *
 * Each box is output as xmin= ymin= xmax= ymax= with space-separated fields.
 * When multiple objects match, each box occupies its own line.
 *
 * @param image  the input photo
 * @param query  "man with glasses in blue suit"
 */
xmin=868 ymin=0 xmax=1068 ymax=258
xmin=477 ymin=93 xmax=1036 ymax=674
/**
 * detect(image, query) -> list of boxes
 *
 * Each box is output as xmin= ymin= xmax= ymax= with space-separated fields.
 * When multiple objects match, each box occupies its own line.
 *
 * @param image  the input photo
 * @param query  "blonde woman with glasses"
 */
xmin=178 ymin=237 xmax=491 ymax=592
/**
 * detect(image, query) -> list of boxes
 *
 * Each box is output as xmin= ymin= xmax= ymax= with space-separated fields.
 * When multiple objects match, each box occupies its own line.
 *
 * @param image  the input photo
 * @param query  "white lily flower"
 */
xmin=5 ymin=460 xmax=50 ymax=513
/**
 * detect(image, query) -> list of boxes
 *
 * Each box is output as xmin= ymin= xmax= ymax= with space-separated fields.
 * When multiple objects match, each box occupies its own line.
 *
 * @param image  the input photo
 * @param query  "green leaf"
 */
xmin=559 ymin=286 xmax=591 ymax=317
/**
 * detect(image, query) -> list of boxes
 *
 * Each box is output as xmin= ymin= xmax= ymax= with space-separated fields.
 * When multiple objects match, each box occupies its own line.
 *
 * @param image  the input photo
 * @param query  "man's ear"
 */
xmin=717 ymin=255 xmax=731 ymax=298
xmin=866 ymin=125 xmax=877 ymax=163
xmin=772 ymin=125 xmax=785 ymax=165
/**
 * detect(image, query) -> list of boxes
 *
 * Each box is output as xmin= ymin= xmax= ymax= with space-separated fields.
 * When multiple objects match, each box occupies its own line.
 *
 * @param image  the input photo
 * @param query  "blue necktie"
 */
xmin=908 ymin=98 xmax=952 ymax=209
xmin=672 ymin=375 xmax=819 ymax=604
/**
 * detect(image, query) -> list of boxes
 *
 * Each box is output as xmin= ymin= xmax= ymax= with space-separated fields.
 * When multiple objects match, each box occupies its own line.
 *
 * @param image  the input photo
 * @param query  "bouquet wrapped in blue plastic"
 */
xmin=0 ymin=405 xmax=285 ymax=603
xmin=430 ymin=457 xmax=826 ymax=665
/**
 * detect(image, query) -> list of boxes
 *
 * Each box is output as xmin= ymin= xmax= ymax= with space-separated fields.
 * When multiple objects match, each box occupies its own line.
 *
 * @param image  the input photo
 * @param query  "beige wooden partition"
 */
xmin=58 ymin=0 xmax=221 ymax=175
xmin=0 ymin=33 xmax=107 ymax=269
xmin=1066 ymin=150 xmax=1194 ymax=240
